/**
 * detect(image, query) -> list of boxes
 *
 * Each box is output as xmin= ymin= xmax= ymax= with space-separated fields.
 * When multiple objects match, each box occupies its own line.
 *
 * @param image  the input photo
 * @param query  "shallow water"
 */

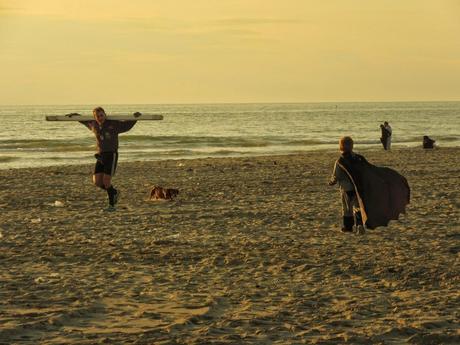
xmin=0 ymin=102 xmax=459 ymax=169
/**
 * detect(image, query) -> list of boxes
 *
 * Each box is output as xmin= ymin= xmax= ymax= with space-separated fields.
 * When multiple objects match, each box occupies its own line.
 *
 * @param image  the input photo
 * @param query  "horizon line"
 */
xmin=1 ymin=99 xmax=460 ymax=107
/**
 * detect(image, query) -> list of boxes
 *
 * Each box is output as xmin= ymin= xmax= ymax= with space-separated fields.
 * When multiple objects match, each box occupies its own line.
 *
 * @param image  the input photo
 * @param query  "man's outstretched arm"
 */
xmin=115 ymin=120 xmax=137 ymax=133
xmin=78 ymin=121 xmax=93 ymax=130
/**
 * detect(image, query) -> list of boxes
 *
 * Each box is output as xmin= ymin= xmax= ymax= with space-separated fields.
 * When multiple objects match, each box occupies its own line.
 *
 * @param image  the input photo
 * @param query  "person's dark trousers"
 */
xmin=355 ymin=211 xmax=363 ymax=226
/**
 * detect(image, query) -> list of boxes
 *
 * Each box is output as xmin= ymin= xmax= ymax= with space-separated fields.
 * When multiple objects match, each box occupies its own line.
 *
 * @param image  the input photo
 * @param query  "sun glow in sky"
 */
xmin=1 ymin=0 xmax=460 ymax=104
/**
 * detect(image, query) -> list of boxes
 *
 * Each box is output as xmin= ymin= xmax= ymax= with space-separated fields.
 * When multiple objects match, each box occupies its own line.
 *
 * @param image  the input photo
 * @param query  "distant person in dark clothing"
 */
xmin=380 ymin=124 xmax=388 ymax=150
xmin=384 ymin=121 xmax=392 ymax=150
xmin=423 ymin=136 xmax=436 ymax=149
xmin=79 ymin=107 xmax=138 ymax=210
xmin=328 ymin=136 xmax=365 ymax=234
xmin=380 ymin=122 xmax=392 ymax=150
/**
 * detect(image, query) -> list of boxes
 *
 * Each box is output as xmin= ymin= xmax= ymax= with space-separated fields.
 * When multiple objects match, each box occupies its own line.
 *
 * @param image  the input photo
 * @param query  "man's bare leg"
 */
xmin=93 ymin=173 xmax=105 ymax=189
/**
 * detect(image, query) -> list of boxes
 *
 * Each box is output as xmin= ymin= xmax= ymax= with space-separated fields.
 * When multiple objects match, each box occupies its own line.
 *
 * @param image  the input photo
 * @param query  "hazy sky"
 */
xmin=1 ymin=0 xmax=459 ymax=104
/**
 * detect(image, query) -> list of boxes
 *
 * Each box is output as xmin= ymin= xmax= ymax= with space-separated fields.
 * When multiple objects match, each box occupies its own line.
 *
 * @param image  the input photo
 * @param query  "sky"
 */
xmin=1 ymin=0 xmax=460 ymax=105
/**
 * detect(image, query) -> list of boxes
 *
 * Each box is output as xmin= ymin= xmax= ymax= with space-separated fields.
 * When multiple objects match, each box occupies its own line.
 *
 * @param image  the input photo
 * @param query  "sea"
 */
xmin=0 ymin=102 xmax=459 ymax=170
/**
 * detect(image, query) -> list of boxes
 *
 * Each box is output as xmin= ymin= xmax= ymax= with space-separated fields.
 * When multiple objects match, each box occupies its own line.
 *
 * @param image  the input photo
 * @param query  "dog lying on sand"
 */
xmin=149 ymin=186 xmax=179 ymax=200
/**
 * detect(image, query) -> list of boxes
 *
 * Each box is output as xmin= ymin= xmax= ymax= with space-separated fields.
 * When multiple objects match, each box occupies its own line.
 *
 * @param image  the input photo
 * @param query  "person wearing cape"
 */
xmin=329 ymin=136 xmax=410 ymax=232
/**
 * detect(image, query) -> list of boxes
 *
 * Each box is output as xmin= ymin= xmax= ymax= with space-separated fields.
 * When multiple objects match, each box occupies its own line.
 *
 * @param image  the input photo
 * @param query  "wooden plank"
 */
xmin=46 ymin=113 xmax=163 ymax=121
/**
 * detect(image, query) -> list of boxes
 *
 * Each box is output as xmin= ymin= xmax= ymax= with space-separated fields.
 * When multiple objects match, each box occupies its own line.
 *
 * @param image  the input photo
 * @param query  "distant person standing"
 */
xmin=380 ymin=124 xmax=389 ymax=150
xmin=379 ymin=123 xmax=391 ymax=150
xmin=383 ymin=121 xmax=392 ymax=150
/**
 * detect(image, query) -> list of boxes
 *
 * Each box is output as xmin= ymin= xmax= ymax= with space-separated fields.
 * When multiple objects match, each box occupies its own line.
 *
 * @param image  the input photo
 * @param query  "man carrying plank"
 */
xmin=79 ymin=106 xmax=139 ymax=210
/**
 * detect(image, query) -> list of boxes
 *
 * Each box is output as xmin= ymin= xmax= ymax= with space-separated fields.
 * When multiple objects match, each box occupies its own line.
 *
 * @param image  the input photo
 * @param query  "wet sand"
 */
xmin=0 ymin=147 xmax=459 ymax=344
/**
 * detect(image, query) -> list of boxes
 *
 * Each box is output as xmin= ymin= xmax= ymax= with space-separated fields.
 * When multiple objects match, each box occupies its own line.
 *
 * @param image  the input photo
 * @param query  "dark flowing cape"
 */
xmin=337 ymin=154 xmax=410 ymax=229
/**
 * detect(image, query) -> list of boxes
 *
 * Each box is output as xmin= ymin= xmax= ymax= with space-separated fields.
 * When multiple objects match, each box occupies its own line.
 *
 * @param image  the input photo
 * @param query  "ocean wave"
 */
xmin=123 ymin=135 xmax=274 ymax=148
xmin=2 ymin=134 xmax=458 ymax=154
xmin=125 ymin=135 xmax=460 ymax=148
xmin=0 ymin=156 xmax=19 ymax=163
xmin=390 ymin=135 xmax=459 ymax=144
xmin=122 ymin=135 xmax=352 ymax=148
xmin=0 ymin=138 xmax=94 ymax=152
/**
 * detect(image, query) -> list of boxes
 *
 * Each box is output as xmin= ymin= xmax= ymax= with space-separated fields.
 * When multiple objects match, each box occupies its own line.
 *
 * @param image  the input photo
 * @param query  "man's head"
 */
xmin=93 ymin=107 xmax=107 ymax=125
xmin=339 ymin=136 xmax=354 ymax=153
xmin=384 ymin=121 xmax=389 ymax=126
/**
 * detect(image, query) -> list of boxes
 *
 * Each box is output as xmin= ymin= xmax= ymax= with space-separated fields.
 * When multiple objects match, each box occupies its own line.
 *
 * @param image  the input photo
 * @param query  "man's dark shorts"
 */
xmin=94 ymin=152 xmax=118 ymax=176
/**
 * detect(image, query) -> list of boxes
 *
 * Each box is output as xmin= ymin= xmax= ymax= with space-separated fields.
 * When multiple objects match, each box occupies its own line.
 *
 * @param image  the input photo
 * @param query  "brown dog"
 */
xmin=149 ymin=186 xmax=179 ymax=200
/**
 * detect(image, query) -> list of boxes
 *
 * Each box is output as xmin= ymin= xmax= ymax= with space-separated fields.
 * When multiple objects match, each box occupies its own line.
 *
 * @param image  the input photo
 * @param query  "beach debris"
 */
xmin=34 ymin=273 xmax=60 ymax=284
xmin=34 ymin=276 xmax=45 ymax=284
xmin=53 ymin=200 xmax=65 ymax=207
xmin=153 ymin=233 xmax=180 ymax=245
xmin=165 ymin=233 xmax=180 ymax=239
xmin=31 ymin=218 xmax=42 ymax=224
xmin=149 ymin=186 xmax=179 ymax=200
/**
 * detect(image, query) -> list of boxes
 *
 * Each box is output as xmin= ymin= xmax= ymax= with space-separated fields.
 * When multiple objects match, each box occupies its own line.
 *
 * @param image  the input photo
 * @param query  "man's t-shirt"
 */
xmin=80 ymin=120 xmax=136 ymax=153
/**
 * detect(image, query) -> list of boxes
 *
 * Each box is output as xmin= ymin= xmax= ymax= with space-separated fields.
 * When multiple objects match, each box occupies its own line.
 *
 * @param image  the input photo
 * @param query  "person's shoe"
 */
xmin=103 ymin=206 xmax=116 ymax=212
xmin=341 ymin=227 xmax=353 ymax=233
xmin=355 ymin=225 xmax=365 ymax=235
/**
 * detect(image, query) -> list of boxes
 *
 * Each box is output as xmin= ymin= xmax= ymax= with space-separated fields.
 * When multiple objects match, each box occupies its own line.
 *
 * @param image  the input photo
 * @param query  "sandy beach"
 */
xmin=0 ymin=147 xmax=459 ymax=344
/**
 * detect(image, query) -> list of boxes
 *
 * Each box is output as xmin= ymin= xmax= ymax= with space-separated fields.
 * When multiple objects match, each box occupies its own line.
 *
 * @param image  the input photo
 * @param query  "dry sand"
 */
xmin=0 ymin=148 xmax=459 ymax=344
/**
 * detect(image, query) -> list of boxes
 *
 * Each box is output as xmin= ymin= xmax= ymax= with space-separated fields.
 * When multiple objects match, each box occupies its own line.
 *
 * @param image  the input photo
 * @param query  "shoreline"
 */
xmin=1 ymin=147 xmax=459 ymax=343
xmin=0 ymin=145 xmax=457 ymax=172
